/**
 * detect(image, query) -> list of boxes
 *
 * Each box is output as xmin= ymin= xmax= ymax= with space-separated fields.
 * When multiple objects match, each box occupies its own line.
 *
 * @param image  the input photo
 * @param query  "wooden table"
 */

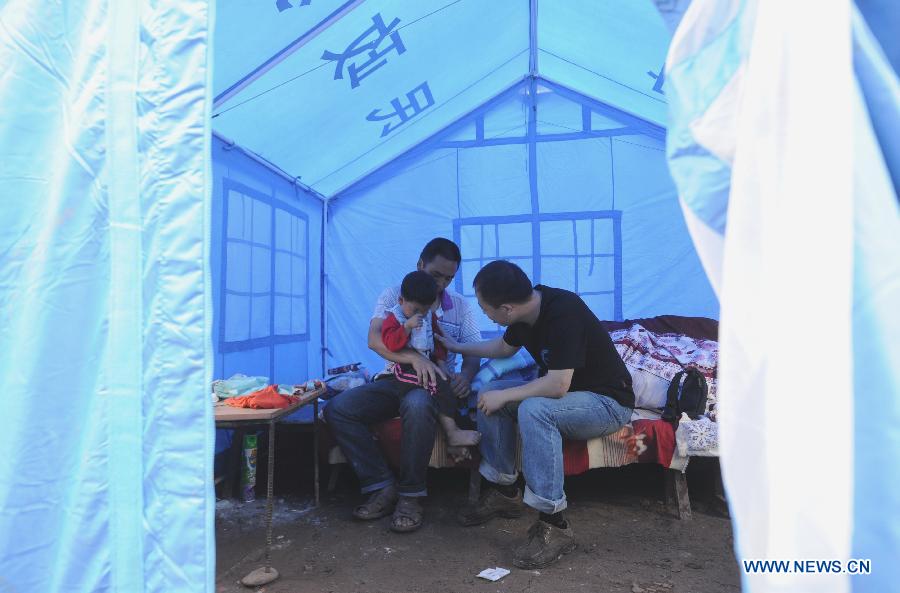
xmin=214 ymin=387 xmax=325 ymax=581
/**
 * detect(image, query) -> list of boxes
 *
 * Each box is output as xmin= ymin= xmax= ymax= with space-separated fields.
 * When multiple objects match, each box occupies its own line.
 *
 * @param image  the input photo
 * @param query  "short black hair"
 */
xmin=419 ymin=237 xmax=461 ymax=265
xmin=473 ymin=260 xmax=533 ymax=307
xmin=400 ymin=271 xmax=438 ymax=306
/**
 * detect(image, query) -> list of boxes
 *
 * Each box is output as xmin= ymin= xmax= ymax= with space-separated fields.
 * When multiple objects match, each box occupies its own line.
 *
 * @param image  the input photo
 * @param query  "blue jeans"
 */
xmin=477 ymin=379 xmax=632 ymax=513
xmin=323 ymin=378 xmax=437 ymax=497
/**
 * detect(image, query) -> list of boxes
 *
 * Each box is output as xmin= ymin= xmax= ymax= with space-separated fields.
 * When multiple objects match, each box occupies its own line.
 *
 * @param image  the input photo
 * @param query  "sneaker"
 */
xmin=512 ymin=519 xmax=577 ymax=569
xmin=457 ymin=487 xmax=524 ymax=526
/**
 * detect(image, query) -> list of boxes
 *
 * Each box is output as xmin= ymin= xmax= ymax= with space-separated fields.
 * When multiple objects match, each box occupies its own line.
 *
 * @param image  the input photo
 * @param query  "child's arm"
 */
xmin=435 ymin=359 xmax=451 ymax=376
xmin=433 ymin=360 xmax=457 ymax=393
xmin=431 ymin=313 xmax=449 ymax=362
xmin=381 ymin=312 xmax=411 ymax=352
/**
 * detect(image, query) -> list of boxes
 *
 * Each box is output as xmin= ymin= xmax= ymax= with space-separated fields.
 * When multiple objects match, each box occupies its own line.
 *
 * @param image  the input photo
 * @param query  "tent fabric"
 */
xmin=211 ymin=0 xmax=672 ymax=197
xmin=538 ymin=1 xmax=670 ymax=126
xmin=209 ymin=0 xmax=693 ymax=374
xmin=210 ymin=134 xmax=325 ymax=385
xmin=212 ymin=0 xmax=530 ymax=197
xmin=325 ymin=78 xmax=718 ymax=373
xmin=662 ymin=2 xmax=900 ymax=593
xmin=5 ymin=0 xmax=897 ymax=591
xmin=214 ymin=0 xmax=366 ymax=104
xmin=855 ymin=0 xmax=900 ymax=79
xmin=0 ymin=1 xmax=215 ymax=592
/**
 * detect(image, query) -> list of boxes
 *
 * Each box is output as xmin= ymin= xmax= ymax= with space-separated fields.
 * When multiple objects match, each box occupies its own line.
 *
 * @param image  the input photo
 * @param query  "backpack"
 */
xmin=662 ymin=368 xmax=708 ymax=422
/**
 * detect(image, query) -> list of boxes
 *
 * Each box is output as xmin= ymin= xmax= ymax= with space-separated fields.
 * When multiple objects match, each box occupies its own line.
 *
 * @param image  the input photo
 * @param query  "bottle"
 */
xmin=241 ymin=434 xmax=258 ymax=502
xmin=408 ymin=310 xmax=433 ymax=352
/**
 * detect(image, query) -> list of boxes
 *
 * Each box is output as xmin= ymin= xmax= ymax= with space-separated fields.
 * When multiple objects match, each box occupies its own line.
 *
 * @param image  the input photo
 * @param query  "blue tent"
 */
xmin=209 ymin=0 xmax=715 ymax=382
xmin=1 ymin=0 xmax=897 ymax=592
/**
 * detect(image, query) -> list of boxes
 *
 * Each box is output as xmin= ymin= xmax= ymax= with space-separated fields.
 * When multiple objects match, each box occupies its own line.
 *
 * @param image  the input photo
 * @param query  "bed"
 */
xmin=323 ymin=315 xmax=720 ymax=519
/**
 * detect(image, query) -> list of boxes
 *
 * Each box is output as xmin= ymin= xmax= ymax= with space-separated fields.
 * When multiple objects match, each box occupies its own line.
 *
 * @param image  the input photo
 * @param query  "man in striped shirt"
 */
xmin=324 ymin=238 xmax=483 ymax=533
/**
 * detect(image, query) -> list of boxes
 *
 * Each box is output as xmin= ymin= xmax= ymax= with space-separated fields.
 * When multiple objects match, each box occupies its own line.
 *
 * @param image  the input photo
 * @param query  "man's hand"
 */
xmin=404 ymin=313 xmax=424 ymax=331
xmin=477 ymin=390 xmax=510 ymax=416
xmin=436 ymin=361 xmax=469 ymax=398
xmin=410 ymin=355 xmax=447 ymax=386
xmin=448 ymin=372 xmax=471 ymax=399
xmin=435 ymin=333 xmax=461 ymax=353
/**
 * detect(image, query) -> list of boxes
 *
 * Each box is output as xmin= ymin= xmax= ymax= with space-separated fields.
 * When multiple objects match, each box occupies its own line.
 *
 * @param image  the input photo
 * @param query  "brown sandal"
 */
xmin=389 ymin=496 xmax=423 ymax=533
xmin=352 ymin=484 xmax=398 ymax=520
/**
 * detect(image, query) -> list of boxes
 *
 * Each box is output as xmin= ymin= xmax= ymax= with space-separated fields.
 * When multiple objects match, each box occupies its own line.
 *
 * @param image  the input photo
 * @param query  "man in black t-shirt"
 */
xmin=438 ymin=260 xmax=634 ymax=569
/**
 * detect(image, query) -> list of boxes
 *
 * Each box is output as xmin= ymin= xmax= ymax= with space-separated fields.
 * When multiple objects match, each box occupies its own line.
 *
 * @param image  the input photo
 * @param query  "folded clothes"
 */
xmin=225 ymin=385 xmax=300 ymax=409
xmin=212 ymin=373 xmax=269 ymax=398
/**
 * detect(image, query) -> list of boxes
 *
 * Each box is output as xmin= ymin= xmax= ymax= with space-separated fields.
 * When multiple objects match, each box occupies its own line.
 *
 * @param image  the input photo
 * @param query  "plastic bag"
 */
xmin=470 ymin=350 xmax=537 ymax=393
xmin=323 ymin=366 xmax=370 ymax=398
xmin=212 ymin=373 xmax=269 ymax=399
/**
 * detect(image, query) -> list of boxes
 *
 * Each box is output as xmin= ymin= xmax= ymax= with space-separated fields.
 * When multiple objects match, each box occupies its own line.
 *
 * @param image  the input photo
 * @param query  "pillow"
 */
xmin=626 ymin=362 xmax=670 ymax=411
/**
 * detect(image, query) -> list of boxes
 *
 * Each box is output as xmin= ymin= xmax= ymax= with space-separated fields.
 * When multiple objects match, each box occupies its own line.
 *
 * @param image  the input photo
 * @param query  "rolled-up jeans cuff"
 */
xmin=524 ymin=485 xmax=567 ymax=514
xmin=360 ymin=478 xmax=394 ymax=495
xmin=398 ymin=488 xmax=427 ymax=498
xmin=479 ymin=460 xmax=518 ymax=486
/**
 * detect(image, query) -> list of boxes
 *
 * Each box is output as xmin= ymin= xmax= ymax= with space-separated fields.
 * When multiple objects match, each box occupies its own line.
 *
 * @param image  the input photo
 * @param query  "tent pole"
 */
xmin=214 ymin=0 xmax=366 ymax=109
xmin=320 ymin=199 xmax=329 ymax=375
xmin=213 ymin=132 xmax=327 ymax=202
xmin=529 ymin=0 xmax=538 ymax=76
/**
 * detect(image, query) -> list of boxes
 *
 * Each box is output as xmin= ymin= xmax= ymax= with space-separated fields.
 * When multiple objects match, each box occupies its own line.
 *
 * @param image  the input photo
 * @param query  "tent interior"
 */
xmin=4 ymin=0 xmax=898 ymax=592
xmin=209 ymin=0 xmax=717 ymax=384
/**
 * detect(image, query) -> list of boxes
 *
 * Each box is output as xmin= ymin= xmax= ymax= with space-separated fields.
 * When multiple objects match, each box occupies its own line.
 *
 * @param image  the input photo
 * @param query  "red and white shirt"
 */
xmin=373 ymin=286 xmax=481 ymax=375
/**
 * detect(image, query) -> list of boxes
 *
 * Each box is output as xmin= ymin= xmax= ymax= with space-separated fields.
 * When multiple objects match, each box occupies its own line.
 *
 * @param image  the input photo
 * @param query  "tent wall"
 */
xmin=211 ymin=135 xmax=325 ymax=382
xmin=325 ymin=81 xmax=718 ymax=373
xmin=0 ymin=1 xmax=214 ymax=591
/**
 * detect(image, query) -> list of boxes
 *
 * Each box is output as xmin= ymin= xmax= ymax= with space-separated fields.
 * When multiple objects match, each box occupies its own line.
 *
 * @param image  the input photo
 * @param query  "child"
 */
xmin=381 ymin=271 xmax=481 ymax=448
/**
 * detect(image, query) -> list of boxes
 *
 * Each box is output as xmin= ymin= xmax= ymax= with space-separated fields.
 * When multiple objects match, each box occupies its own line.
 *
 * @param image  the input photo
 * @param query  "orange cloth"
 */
xmin=225 ymin=385 xmax=299 ymax=409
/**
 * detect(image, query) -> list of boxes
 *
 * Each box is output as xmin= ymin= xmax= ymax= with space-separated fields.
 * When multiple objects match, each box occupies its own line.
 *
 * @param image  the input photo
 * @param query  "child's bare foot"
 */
xmin=446 ymin=429 xmax=481 ymax=447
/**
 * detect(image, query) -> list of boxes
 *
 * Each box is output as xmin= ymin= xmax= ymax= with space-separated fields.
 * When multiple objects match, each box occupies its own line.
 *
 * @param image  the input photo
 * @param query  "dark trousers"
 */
xmin=323 ymin=377 xmax=438 ymax=497
xmin=393 ymin=364 xmax=459 ymax=417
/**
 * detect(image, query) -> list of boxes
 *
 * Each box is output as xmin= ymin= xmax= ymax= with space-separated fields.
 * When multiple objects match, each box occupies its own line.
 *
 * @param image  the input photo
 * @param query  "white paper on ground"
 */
xmin=477 ymin=567 xmax=511 ymax=581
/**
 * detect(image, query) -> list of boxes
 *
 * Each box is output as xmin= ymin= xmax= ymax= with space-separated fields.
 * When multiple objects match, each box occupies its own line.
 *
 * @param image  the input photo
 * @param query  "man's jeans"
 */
xmin=477 ymin=379 xmax=632 ymax=513
xmin=323 ymin=378 xmax=438 ymax=497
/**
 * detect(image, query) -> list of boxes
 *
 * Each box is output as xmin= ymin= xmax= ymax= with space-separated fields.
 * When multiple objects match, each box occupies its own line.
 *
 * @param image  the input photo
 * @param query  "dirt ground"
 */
xmin=215 ymin=432 xmax=739 ymax=593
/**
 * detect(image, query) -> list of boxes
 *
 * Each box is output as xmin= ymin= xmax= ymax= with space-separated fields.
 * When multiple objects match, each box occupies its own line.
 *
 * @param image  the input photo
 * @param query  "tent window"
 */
xmin=455 ymin=211 xmax=622 ymax=335
xmin=220 ymin=180 xmax=309 ymax=351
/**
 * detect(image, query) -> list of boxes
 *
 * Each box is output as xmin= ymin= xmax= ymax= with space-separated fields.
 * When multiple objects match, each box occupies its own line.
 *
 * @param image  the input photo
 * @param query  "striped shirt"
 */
xmin=373 ymin=286 xmax=482 ymax=374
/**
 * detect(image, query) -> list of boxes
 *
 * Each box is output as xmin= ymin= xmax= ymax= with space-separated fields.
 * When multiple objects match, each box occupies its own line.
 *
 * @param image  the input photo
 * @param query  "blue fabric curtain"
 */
xmin=0 ymin=1 xmax=215 ymax=591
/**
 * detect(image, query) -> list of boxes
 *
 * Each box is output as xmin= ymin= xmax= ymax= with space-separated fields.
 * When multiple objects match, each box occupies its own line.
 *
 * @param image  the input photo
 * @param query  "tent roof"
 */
xmin=212 ymin=0 xmax=671 ymax=197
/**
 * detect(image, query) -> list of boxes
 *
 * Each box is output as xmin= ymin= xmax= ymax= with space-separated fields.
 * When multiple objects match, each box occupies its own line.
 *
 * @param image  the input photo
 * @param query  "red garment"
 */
xmin=432 ymin=316 xmax=447 ymax=361
xmin=225 ymin=385 xmax=299 ymax=409
xmin=381 ymin=312 xmax=447 ymax=361
xmin=381 ymin=312 xmax=411 ymax=352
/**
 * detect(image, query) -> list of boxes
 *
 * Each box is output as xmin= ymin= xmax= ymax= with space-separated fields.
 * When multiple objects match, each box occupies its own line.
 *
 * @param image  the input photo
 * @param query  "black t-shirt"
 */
xmin=502 ymin=285 xmax=634 ymax=409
